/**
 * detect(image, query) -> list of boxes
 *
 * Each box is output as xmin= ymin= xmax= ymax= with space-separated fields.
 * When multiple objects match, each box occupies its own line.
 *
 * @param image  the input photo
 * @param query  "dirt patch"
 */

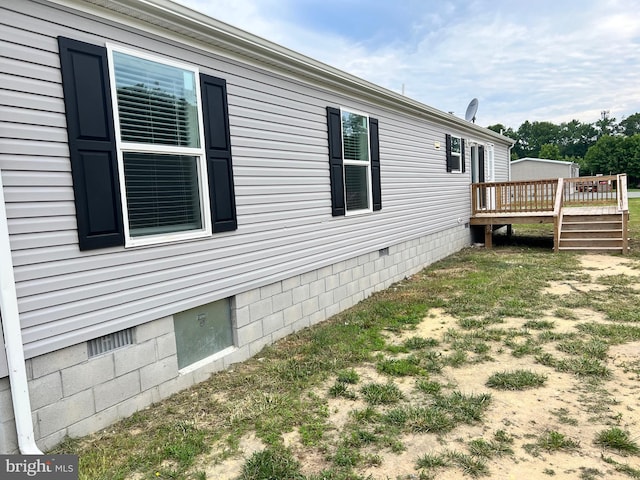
xmin=580 ymin=254 xmax=640 ymax=278
xmin=204 ymin=433 xmax=264 ymax=479
xmin=544 ymin=280 xmax=608 ymax=295
xmin=398 ymin=308 xmax=459 ymax=342
xmin=301 ymin=254 xmax=640 ymax=479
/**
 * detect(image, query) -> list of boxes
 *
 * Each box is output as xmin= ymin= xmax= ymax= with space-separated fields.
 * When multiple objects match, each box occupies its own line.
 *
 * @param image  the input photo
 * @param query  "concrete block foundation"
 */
xmin=0 ymin=226 xmax=469 ymax=453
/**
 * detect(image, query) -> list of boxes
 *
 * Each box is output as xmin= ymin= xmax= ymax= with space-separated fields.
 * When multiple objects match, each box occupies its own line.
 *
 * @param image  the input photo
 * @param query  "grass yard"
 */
xmin=54 ymin=199 xmax=640 ymax=479
xmin=496 ymin=196 xmax=640 ymax=255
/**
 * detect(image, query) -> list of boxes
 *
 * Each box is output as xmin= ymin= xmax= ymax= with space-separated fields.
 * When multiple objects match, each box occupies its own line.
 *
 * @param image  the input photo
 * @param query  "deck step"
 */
xmin=561 ymin=230 xmax=622 ymax=239
xmin=558 ymin=246 xmax=623 ymax=251
xmin=562 ymin=222 xmax=622 ymax=231
xmin=562 ymin=214 xmax=621 ymax=222
xmin=559 ymin=239 xmax=622 ymax=248
xmin=557 ymin=211 xmax=626 ymax=253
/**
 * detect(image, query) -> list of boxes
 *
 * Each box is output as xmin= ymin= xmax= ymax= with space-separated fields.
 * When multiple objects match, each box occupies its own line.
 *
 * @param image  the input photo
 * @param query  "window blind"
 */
xmin=344 ymin=164 xmax=369 ymax=211
xmin=341 ymin=111 xmax=369 ymax=162
xmin=123 ymin=152 xmax=202 ymax=236
xmin=113 ymin=51 xmax=199 ymax=148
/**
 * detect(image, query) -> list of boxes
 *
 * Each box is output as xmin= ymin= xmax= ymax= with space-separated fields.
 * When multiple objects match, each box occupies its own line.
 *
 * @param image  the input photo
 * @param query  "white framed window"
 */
xmin=107 ymin=45 xmax=211 ymax=247
xmin=341 ymin=109 xmax=372 ymax=213
xmin=450 ymin=135 xmax=463 ymax=173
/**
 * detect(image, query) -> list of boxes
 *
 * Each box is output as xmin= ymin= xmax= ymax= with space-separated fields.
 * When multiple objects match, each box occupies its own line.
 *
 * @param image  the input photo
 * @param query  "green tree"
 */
xmin=595 ymin=110 xmax=617 ymax=138
xmin=539 ymin=144 xmax=561 ymax=159
xmin=557 ymin=119 xmax=597 ymax=158
xmin=487 ymin=124 xmax=516 ymax=139
xmin=584 ymin=135 xmax=622 ymax=175
xmin=619 ymin=113 xmax=640 ymax=136
xmin=487 ymin=113 xmax=640 ymax=167
xmin=487 ymin=124 xmax=519 ymax=160
xmin=515 ymin=121 xmax=560 ymax=158
xmin=584 ymin=134 xmax=640 ymax=178
xmin=624 ymin=134 xmax=640 ymax=181
xmin=565 ymin=155 xmax=588 ymax=173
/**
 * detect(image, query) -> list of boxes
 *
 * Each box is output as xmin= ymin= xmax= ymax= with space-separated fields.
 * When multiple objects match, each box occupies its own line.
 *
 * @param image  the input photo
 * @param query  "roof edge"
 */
xmin=512 ymin=157 xmax=579 ymax=166
xmin=44 ymin=0 xmax=514 ymax=144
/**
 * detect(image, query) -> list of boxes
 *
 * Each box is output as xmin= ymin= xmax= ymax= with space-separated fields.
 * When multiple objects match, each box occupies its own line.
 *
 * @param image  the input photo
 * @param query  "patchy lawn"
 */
xmin=55 ymin=200 xmax=640 ymax=480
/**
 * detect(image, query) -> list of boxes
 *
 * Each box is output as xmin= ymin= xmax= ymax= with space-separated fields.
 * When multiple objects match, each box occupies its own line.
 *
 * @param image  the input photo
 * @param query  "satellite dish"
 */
xmin=465 ymin=98 xmax=478 ymax=123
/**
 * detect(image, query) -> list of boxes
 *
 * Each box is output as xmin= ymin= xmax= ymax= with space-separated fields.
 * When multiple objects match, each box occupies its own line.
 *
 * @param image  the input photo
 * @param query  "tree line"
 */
xmin=487 ymin=112 xmax=640 ymax=183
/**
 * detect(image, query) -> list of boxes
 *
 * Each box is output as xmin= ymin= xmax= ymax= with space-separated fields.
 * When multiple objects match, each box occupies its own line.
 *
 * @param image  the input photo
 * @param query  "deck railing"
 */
xmin=561 ymin=174 xmax=618 ymax=206
xmin=618 ymin=174 xmax=629 ymax=212
xmin=617 ymin=174 xmax=629 ymax=253
xmin=471 ymin=174 xmax=628 ymax=216
xmin=471 ymin=174 xmax=629 ymax=253
xmin=471 ymin=179 xmax=558 ymax=214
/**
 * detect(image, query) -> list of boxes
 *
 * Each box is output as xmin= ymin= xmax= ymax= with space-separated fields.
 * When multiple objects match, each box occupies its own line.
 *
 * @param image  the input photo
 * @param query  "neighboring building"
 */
xmin=510 ymin=157 xmax=580 ymax=181
xmin=0 ymin=0 xmax=513 ymax=453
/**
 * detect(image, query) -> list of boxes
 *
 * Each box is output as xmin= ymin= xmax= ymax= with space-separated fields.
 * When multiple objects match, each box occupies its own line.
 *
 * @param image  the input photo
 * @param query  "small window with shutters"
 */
xmin=108 ymin=46 xmax=211 ymax=246
xmin=341 ymin=109 xmax=372 ymax=213
xmin=445 ymin=133 xmax=465 ymax=174
xmin=58 ymin=37 xmax=237 ymax=251
xmin=449 ymin=135 xmax=462 ymax=173
xmin=326 ymin=106 xmax=381 ymax=216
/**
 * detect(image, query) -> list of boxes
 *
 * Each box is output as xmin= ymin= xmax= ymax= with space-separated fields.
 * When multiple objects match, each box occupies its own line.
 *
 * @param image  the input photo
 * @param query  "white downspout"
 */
xmin=0 ymin=171 xmax=43 ymax=454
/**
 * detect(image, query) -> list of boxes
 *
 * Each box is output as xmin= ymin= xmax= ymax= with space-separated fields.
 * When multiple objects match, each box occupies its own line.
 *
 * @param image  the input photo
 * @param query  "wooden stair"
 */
xmin=558 ymin=213 xmax=626 ymax=252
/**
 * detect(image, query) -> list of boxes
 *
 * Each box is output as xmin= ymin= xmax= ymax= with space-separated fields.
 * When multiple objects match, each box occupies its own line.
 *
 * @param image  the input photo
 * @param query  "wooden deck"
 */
xmin=470 ymin=174 xmax=630 ymax=253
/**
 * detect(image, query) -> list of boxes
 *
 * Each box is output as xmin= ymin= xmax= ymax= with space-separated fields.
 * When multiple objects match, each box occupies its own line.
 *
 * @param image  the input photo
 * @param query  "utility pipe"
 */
xmin=0 ymin=171 xmax=42 ymax=454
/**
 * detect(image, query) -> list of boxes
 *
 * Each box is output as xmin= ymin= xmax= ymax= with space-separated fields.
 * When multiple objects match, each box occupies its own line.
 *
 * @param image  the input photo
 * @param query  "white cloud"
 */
xmin=174 ymin=0 xmax=640 ymax=128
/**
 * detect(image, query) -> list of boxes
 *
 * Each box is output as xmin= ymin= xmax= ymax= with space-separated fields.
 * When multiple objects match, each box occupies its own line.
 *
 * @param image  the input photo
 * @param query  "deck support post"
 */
xmin=484 ymin=225 xmax=493 ymax=249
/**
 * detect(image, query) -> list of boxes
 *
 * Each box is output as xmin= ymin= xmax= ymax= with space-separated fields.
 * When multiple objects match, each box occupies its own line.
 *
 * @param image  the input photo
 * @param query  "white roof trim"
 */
xmin=512 ymin=157 xmax=579 ymax=166
xmin=45 ymin=0 xmax=514 ymax=145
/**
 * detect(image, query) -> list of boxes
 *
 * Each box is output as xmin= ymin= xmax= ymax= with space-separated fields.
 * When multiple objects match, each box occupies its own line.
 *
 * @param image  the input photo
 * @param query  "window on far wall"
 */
xmin=446 ymin=134 xmax=464 ymax=173
xmin=326 ymin=106 xmax=381 ymax=216
xmin=110 ymin=48 xmax=209 ymax=246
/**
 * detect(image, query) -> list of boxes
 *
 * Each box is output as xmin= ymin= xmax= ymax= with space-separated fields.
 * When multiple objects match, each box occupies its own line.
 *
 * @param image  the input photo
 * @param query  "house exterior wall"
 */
xmin=510 ymin=159 xmax=577 ymax=181
xmin=0 ymin=0 xmax=513 ymax=452
xmin=0 ymin=226 xmax=468 ymax=453
xmin=493 ymin=145 xmax=510 ymax=182
xmin=0 ymin=378 xmax=16 ymax=452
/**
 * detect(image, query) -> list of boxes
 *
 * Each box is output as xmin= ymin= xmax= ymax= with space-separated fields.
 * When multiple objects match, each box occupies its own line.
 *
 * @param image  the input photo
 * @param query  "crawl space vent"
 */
xmin=88 ymin=328 xmax=134 ymax=357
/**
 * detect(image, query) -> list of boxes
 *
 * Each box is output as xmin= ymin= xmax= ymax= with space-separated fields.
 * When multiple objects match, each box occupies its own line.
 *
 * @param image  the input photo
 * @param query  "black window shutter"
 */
xmin=369 ymin=117 xmax=382 ymax=211
xmin=58 ymin=36 xmax=124 ymax=250
xmin=326 ymin=106 xmax=345 ymax=216
xmin=478 ymin=146 xmax=486 ymax=183
xmin=200 ymin=74 xmax=237 ymax=232
xmin=461 ymin=139 xmax=466 ymax=173
xmin=445 ymin=134 xmax=453 ymax=172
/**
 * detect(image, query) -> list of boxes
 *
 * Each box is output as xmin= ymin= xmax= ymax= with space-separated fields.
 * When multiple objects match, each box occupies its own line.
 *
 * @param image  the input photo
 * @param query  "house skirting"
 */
xmin=0 ymin=225 xmax=470 ymax=453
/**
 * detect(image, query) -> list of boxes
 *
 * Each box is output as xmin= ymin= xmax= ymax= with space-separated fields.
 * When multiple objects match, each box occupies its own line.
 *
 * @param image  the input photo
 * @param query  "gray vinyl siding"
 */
xmin=493 ymin=144 xmax=510 ymax=182
xmin=1 ymin=0 xmax=512 ymax=361
xmin=511 ymin=160 xmax=573 ymax=181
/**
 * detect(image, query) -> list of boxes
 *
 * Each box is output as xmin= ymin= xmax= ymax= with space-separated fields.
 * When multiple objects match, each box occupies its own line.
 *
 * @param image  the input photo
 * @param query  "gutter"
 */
xmin=0 ymin=171 xmax=43 ymax=454
xmin=45 ymin=0 xmax=512 ymax=146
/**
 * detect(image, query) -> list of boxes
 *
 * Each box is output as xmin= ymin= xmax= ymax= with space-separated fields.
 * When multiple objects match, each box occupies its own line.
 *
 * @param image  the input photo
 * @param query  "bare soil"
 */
xmin=205 ymin=254 xmax=640 ymax=479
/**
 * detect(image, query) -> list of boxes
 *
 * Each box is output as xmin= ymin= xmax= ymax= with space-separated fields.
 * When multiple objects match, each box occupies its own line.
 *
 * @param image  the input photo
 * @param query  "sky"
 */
xmin=173 ymin=0 xmax=640 ymax=129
